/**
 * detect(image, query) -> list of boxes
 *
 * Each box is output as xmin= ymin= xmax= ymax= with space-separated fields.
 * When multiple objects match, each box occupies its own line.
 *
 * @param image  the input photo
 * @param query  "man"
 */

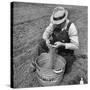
xmin=34 ymin=7 xmax=79 ymax=73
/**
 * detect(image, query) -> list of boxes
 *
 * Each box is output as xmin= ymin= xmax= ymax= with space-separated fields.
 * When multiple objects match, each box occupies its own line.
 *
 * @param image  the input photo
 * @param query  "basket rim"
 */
xmin=35 ymin=53 xmax=66 ymax=71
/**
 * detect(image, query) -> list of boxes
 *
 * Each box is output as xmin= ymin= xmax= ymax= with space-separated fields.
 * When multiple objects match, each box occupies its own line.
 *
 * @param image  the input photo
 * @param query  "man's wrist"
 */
xmin=62 ymin=43 xmax=66 ymax=49
xmin=62 ymin=43 xmax=65 ymax=46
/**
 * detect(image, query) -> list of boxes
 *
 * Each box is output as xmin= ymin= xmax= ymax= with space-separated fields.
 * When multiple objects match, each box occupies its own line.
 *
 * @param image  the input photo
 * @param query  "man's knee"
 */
xmin=38 ymin=39 xmax=46 ymax=47
xmin=38 ymin=38 xmax=49 ymax=55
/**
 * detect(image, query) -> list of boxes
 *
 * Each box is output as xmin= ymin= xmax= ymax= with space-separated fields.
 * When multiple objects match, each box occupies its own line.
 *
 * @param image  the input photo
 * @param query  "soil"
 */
xmin=12 ymin=2 xmax=88 ymax=88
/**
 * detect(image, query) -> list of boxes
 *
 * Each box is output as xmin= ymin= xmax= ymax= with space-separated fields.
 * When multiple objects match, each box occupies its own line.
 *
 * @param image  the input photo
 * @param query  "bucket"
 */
xmin=35 ymin=51 xmax=66 ymax=86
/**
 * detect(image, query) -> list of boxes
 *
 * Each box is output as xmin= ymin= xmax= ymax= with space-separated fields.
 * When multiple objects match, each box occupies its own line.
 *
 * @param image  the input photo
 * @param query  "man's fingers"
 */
xmin=46 ymin=40 xmax=50 ymax=44
xmin=54 ymin=42 xmax=57 ymax=45
xmin=51 ymin=45 xmax=58 ymax=48
xmin=54 ymin=42 xmax=63 ymax=46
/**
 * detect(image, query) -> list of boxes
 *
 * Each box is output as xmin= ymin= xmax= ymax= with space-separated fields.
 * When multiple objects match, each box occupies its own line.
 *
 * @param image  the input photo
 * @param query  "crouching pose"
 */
xmin=36 ymin=7 xmax=79 ymax=73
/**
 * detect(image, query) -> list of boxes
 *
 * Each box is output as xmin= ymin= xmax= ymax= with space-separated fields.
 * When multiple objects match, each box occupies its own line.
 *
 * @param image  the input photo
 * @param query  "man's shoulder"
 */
xmin=66 ymin=19 xmax=72 ymax=31
xmin=67 ymin=19 xmax=76 ymax=26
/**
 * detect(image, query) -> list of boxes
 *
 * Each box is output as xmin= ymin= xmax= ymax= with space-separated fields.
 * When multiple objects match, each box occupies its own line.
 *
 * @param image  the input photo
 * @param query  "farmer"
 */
xmin=34 ymin=7 xmax=79 ymax=73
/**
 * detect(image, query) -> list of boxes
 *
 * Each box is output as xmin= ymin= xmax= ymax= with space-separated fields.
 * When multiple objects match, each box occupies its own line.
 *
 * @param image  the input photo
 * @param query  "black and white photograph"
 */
xmin=11 ymin=1 xmax=88 ymax=88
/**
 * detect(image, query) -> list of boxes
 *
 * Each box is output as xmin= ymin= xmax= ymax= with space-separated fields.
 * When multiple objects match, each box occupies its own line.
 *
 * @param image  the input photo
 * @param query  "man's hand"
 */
xmin=53 ymin=41 xmax=65 ymax=48
xmin=46 ymin=39 xmax=51 ymax=47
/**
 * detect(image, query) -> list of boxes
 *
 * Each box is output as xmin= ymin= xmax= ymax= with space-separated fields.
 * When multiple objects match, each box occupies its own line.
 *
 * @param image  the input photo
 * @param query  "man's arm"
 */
xmin=42 ymin=23 xmax=53 ymax=40
xmin=65 ymin=23 xmax=79 ymax=50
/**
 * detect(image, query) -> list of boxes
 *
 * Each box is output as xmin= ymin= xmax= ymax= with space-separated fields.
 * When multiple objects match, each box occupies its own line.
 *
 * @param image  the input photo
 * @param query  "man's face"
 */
xmin=54 ymin=20 xmax=66 ymax=29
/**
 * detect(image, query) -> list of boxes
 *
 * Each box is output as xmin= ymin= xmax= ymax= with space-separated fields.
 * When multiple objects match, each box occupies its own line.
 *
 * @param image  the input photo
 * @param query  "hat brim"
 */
xmin=50 ymin=10 xmax=68 ymax=24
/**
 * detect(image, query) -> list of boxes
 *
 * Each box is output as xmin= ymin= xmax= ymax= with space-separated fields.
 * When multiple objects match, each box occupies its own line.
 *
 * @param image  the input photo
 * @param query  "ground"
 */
xmin=12 ymin=2 xmax=88 ymax=88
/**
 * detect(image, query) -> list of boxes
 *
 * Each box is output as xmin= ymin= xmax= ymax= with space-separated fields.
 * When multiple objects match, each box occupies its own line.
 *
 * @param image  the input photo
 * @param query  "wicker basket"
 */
xmin=35 ymin=51 xmax=66 ymax=86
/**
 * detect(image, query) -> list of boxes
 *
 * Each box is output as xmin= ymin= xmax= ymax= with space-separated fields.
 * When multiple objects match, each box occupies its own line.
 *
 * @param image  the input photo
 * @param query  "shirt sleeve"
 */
xmin=65 ymin=23 xmax=79 ymax=50
xmin=42 ymin=23 xmax=53 ymax=40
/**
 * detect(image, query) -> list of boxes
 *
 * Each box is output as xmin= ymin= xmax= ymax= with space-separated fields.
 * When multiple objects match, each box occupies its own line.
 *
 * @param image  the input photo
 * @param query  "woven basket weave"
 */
xmin=35 ymin=49 xmax=66 ymax=86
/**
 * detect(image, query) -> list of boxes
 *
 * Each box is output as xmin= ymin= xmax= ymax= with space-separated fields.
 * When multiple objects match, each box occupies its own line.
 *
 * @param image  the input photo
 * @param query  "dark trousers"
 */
xmin=37 ymin=39 xmax=76 ymax=74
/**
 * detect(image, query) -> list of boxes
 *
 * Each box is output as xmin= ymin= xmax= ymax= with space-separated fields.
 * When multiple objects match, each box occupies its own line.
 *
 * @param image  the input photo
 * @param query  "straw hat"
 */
xmin=50 ymin=7 xmax=68 ymax=24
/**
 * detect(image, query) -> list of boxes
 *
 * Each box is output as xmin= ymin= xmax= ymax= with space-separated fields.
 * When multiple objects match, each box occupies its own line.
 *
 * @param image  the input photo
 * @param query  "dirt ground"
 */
xmin=12 ymin=2 xmax=88 ymax=88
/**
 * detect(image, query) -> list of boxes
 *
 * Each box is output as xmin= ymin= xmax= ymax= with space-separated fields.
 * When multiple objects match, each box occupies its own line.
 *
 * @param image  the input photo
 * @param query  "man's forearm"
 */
xmin=64 ymin=43 xmax=79 ymax=50
xmin=43 ymin=23 xmax=53 ymax=40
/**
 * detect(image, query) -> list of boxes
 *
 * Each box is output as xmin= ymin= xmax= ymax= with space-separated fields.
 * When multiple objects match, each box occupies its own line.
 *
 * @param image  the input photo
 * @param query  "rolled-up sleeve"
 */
xmin=65 ymin=23 xmax=79 ymax=50
xmin=42 ymin=23 xmax=53 ymax=40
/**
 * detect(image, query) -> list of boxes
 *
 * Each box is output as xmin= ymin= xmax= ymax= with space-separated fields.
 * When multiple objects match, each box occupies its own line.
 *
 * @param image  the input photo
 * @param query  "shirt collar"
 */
xmin=62 ymin=19 xmax=69 ymax=31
